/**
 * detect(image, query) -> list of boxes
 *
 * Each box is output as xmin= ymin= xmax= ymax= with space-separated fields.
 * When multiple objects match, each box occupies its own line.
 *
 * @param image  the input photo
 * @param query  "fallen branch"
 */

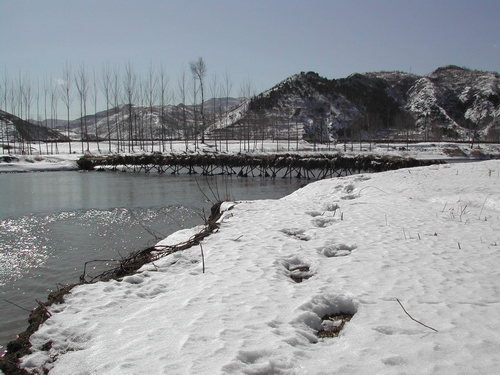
xmin=3 ymin=298 xmax=32 ymax=312
xmin=36 ymin=299 xmax=52 ymax=319
xmin=397 ymin=299 xmax=438 ymax=333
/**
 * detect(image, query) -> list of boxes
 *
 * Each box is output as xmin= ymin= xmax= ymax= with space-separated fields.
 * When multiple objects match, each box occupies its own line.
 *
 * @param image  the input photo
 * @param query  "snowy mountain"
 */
xmin=3 ymin=66 xmax=499 ymax=145
xmin=0 ymin=109 xmax=69 ymax=144
xmin=50 ymin=98 xmax=242 ymax=141
xmin=406 ymin=65 xmax=500 ymax=140
xmin=212 ymin=66 xmax=500 ymax=143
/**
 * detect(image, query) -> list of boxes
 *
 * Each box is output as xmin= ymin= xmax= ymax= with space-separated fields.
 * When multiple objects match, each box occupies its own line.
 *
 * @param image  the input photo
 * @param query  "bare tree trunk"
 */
xmin=91 ymin=68 xmax=100 ymax=153
xmin=75 ymin=64 xmax=90 ymax=153
xmin=177 ymin=69 xmax=189 ymax=152
xmin=35 ymin=79 xmax=42 ymax=154
xmin=223 ymin=70 xmax=233 ymax=152
xmin=192 ymin=78 xmax=199 ymax=151
xmin=123 ymin=62 xmax=137 ymax=153
xmin=146 ymin=62 xmax=158 ymax=152
xmin=60 ymin=61 xmax=73 ymax=153
xmin=1 ymin=72 xmax=11 ymax=153
xmin=43 ymin=77 xmax=50 ymax=155
xmin=158 ymin=64 xmax=169 ymax=152
xmin=111 ymin=67 xmax=121 ymax=153
xmin=21 ymin=72 xmax=33 ymax=155
xmin=50 ymin=84 xmax=59 ymax=154
xmin=100 ymin=63 xmax=112 ymax=153
xmin=190 ymin=57 xmax=207 ymax=144
xmin=209 ymin=74 xmax=219 ymax=151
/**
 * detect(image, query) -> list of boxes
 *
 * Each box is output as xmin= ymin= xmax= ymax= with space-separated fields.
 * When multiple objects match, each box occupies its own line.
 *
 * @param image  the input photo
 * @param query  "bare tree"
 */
xmin=191 ymin=76 xmax=199 ymax=150
xmin=111 ymin=67 xmax=125 ymax=152
xmin=111 ymin=67 xmax=122 ymax=152
xmin=177 ymin=68 xmax=189 ymax=151
xmin=90 ymin=68 xmax=101 ymax=152
xmin=157 ymin=63 xmax=169 ymax=151
xmin=7 ymin=77 xmax=18 ymax=150
xmin=393 ymin=111 xmax=415 ymax=147
xmin=42 ymin=76 xmax=51 ymax=154
xmin=75 ymin=64 xmax=90 ymax=153
xmin=18 ymin=72 xmax=34 ymax=154
xmin=209 ymin=73 xmax=219 ymax=150
xmin=239 ymin=77 xmax=253 ymax=151
xmin=123 ymin=62 xmax=137 ymax=152
xmin=100 ymin=62 xmax=112 ymax=152
xmin=50 ymin=82 xmax=59 ymax=154
xmin=223 ymin=69 xmax=233 ymax=151
xmin=190 ymin=57 xmax=207 ymax=143
xmin=60 ymin=61 xmax=73 ymax=153
xmin=1 ymin=71 xmax=12 ymax=153
xmin=35 ymin=78 xmax=42 ymax=153
xmin=146 ymin=62 xmax=158 ymax=152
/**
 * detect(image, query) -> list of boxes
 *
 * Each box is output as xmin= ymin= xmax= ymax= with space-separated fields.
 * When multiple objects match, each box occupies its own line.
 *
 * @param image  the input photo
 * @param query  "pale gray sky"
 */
xmin=1 ymin=0 xmax=499 ymax=117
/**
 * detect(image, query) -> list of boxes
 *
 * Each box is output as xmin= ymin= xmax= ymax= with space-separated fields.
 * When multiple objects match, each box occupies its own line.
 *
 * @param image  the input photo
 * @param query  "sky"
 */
xmin=1 ymin=0 xmax=500 ymax=118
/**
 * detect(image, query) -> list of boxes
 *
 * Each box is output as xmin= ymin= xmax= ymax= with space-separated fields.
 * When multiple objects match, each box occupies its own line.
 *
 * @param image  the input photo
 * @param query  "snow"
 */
xmin=12 ymin=156 xmax=500 ymax=374
xmin=0 ymin=154 xmax=79 ymax=173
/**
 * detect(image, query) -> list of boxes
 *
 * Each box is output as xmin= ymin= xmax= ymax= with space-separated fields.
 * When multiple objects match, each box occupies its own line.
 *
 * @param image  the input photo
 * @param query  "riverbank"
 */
xmin=1 ymin=140 xmax=500 ymax=173
xmin=2 ymin=159 xmax=500 ymax=374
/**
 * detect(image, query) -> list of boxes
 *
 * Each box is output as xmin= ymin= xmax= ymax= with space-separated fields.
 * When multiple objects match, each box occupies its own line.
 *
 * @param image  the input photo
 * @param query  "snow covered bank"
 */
xmin=12 ymin=160 xmax=500 ymax=374
xmin=0 ymin=155 xmax=78 ymax=173
xmin=1 ymin=140 xmax=500 ymax=174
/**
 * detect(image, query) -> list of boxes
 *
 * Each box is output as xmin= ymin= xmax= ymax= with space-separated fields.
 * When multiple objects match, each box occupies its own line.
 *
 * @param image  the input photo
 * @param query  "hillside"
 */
xmin=0 ymin=109 xmax=69 ymax=145
xmin=28 ymin=98 xmax=242 ymax=141
xmin=211 ymin=66 xmax=500 ymax=143
xmin=2 ymin=66 xmax=499 ymax=147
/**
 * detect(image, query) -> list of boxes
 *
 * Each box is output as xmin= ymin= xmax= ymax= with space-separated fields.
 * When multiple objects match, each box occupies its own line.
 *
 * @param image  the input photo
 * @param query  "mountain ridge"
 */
xmin=1 ymin=65 xmax=499 ymax=145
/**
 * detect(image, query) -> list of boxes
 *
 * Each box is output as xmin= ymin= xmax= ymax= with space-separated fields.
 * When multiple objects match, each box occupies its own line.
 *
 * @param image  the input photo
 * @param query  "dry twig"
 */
xmin=200 ymin=243 xmax=205 ymax=273
xmin=397 ymin=299 xmax=438 ymax=332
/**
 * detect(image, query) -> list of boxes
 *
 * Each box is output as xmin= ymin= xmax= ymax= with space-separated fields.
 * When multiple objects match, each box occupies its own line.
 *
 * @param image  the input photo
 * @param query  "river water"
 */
xmin=0 ymin=171 xmax=307 ymax=350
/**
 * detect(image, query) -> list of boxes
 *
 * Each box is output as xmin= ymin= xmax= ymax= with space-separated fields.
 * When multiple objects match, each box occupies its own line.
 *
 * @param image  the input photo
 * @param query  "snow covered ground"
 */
xmin=11 ymin=158 xmax=500 ymax=374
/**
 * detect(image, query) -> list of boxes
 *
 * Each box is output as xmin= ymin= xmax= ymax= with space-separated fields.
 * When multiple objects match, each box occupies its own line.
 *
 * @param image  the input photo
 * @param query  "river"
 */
xmin=0 ymin=171 xmax=307 ymax=350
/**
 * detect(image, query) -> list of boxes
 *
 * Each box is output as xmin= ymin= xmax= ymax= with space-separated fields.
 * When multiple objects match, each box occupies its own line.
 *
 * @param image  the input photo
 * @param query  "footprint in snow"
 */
xmin=291 ymin=294 xmax=358 ymax=343
xmin=311 ymin=216 xmax=340 ymax=228
xmin=340 ymin=183 xmax=359 ymax=200
xmin=280 ymin=228 xmax=311 ymax=241
xmin=281 ymin=255 xmax=314 ymax=283
xmin=317 ymin=243 xmax=357 ymax=257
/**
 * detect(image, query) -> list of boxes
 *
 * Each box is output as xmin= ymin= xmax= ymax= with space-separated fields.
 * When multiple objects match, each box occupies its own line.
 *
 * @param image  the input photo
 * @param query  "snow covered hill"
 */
xmin=213 ymin=66 xmax=500 ymax=143
xmin=2 ymin=66 xmax=499 ymax=145
xmin=0 ymin=110 xmax=69 ymax=143
xmin=407 ymin=65 xmax=500 ymax=139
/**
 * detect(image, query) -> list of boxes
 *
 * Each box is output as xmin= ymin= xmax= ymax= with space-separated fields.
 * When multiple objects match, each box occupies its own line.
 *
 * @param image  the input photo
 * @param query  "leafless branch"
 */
xmin=397 ymin=299 xmax=438 ymax=332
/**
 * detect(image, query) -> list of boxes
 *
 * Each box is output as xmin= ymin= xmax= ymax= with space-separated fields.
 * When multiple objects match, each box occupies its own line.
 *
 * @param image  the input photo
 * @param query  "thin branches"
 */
xmin=128 ymin=209 xmax=165 ymax=241
xmin=3 ymin=298 xmax=32 ymax=312
xmin=397 ymin=299 xmax=438 ymax=333
xmin=479 ymin=195 xmax=489 ymax=220
xmin=200 ymin=243 xmax=205 ymax=273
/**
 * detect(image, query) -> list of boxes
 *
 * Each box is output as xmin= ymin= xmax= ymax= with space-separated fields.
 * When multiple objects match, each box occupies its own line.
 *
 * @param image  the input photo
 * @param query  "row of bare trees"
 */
xmin=1 ymin=58 xmax=248 ymax=155
xmin=3 ymin=60 xmax=499 ymax=156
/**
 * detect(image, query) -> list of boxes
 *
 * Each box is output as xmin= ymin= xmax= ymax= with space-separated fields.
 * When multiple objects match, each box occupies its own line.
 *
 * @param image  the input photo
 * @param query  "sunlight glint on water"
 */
xmin=0 ymin=207 xmax=197 ymax=286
